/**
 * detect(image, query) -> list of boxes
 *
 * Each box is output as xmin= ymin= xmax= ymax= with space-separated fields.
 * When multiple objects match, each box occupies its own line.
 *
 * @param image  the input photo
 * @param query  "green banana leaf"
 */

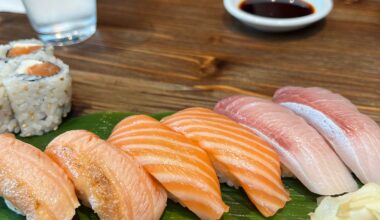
xmin=0 ymin=112 xmax=319 ymax=220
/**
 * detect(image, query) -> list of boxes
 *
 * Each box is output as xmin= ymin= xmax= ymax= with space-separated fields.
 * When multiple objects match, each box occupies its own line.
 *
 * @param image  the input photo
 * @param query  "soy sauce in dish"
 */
xmin=239 ymin=0 xmax=315 ymax=18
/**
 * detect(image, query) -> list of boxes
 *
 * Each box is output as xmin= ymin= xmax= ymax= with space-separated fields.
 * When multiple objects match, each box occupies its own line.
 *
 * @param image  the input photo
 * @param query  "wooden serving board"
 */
xmin=2 ymin=112 xmax=318 ymax=220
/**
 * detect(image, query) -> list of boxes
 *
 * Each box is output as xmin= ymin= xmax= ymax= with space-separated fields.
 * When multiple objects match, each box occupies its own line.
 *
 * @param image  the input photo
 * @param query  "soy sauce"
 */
xmin=239 ymin=0 xmax=315 ymax=18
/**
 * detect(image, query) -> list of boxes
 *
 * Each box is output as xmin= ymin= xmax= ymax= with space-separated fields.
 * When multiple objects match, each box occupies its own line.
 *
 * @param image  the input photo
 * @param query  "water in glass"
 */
xmin=22 ymin=0 xmax=97 ymax=46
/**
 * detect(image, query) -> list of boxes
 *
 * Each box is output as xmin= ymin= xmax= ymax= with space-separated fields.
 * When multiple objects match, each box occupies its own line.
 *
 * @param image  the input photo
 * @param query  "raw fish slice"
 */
xmin=161 ymin=108 xmax=289 ymax=217
xmin=274 ymin=86 xmax=380 ymax=184
xmin=108 ymin=115 xmax=229 ymax=220
xmin=215 ymin=96 xmax=358 ymax=195
xmin=0 ymin=133 xmax=79 ymax=220
xmin=45 ymin=130 xmax=167 ymax=220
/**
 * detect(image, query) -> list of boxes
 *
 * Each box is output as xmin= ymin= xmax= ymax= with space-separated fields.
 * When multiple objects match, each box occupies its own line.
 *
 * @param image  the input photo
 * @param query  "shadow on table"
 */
xmin=223 ymin=13 xmax=327 ymax=41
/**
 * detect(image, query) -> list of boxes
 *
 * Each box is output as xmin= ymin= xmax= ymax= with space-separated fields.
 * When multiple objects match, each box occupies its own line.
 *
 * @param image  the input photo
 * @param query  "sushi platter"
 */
xmin=5 ymin=112 xmax=318 ymax=220
xmin=0 ymin=38 xmax=379 ymax=220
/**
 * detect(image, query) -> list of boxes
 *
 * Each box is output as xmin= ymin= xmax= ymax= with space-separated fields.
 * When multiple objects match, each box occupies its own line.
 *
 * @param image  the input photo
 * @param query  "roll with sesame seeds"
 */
xmin=3 ymin=54 xmax=71 ymax=137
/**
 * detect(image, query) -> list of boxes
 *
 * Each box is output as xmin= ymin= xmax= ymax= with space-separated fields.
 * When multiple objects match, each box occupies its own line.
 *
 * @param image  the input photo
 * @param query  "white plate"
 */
xmin=224 ymin=0 xmax=333 ymax=32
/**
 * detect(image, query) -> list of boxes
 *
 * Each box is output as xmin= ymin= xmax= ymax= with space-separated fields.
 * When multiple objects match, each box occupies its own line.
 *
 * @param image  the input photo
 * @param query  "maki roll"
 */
xmin=0 ymin=39 xmax=70 ymax=136
xmin=0 ymin=39 xmax=53 ymax=78
xmin=3 ymin=54 xmax=71 ymax=137
xmin=0 ymin=39 xmax=53 ymax=60
xmin=0 ymin=39 xmax=55 ymax=134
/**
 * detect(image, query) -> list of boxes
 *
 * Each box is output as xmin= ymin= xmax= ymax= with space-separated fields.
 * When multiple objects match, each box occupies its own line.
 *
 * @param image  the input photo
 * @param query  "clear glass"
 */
xmin=22 ymin=0 xmax=97 ymax=46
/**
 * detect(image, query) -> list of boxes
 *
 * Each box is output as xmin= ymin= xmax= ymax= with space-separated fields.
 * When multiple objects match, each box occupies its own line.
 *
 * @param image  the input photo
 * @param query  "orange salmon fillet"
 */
xmin=161 ymin=108 xmax=290 ymax=217
xmin=108 ymin=115 xmax=229 ymax=220
xmin=7 ymin=45 xmax=42 ymax=58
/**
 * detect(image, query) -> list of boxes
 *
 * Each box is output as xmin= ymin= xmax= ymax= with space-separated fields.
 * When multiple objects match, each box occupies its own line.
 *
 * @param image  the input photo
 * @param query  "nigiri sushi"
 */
xmin=161 ymin=108 xmax=290 ymax=217
xmin=108 ymin=115 xmax=229 ymax=220
xmin=273 ymin=86 xmax=380 ymax=184
xmin=0 ymin=133 xmax=79 ymax=220
xmin=45 ymin=130 xmax=167 ymax=220
xmin=215 ymin=96 xmax=358 ymax=195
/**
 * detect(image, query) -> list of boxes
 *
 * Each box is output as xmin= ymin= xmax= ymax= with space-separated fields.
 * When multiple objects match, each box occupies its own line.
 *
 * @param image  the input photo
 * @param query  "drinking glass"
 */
xmin=22 ymin=0 xmax=97 ymax=46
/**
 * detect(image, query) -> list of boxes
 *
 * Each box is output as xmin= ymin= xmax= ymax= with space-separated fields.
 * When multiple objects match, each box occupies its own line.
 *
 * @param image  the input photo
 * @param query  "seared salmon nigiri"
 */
xmin=108 ymin=115 xmax=229 ymax=220
xmin=45 ymin=130 xmax=167 ymax=220
xmin=0 ymin=133 xmax=79 ymax=220
xmin=161 ymin=108 xmax=290 ymax=217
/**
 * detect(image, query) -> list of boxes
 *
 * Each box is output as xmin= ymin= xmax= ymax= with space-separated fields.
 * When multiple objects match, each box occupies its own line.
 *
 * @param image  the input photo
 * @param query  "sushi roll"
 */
xmin=3 ymin=54 xmax=71 ymax=137
xmin=0 ymin=39 xmax=53 ymax=79
xmin=0 ymin=39 xmax=55 ymax=135
xmin=0 ymin=133 xmax=79 ymax=219
xmin=0 ymin=39 xmax=53 ymax=60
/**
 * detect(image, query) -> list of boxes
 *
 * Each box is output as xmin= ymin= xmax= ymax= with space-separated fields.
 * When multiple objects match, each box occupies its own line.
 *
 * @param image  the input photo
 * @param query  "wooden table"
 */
xmin=0 ymin=0 xmax=379 ymax=122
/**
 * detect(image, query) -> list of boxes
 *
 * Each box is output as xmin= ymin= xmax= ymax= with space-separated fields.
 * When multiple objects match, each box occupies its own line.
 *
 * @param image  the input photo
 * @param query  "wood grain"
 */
xmin=0 ymin=0 xmax=379 ymax=122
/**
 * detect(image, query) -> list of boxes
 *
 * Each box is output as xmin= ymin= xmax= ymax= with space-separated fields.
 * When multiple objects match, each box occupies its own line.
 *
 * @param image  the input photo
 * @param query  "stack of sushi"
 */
xmin=0 ymin=39 xmax=71 ymax=137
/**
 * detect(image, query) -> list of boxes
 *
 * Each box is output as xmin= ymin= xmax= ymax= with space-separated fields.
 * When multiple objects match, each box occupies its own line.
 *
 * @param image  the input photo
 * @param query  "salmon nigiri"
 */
xmin=108 ymin=115 xmax=229 ymax=220
xmin=161 ymin=108 xmax=290 ymax=217
xmin=45 ymin=130 xmax=167 ymax=220
xmin=0 ymin=133 xmax=79 ymax=220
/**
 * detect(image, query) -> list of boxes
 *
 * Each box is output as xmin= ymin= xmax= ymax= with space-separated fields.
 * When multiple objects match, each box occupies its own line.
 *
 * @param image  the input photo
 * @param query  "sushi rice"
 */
xmin=4 ymin=200 xmax=24 ymax=216
xmin=0 ymin=59 xmax=17 ymax=133
xmin=0 ymin=84 xmax=18 ymax=133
